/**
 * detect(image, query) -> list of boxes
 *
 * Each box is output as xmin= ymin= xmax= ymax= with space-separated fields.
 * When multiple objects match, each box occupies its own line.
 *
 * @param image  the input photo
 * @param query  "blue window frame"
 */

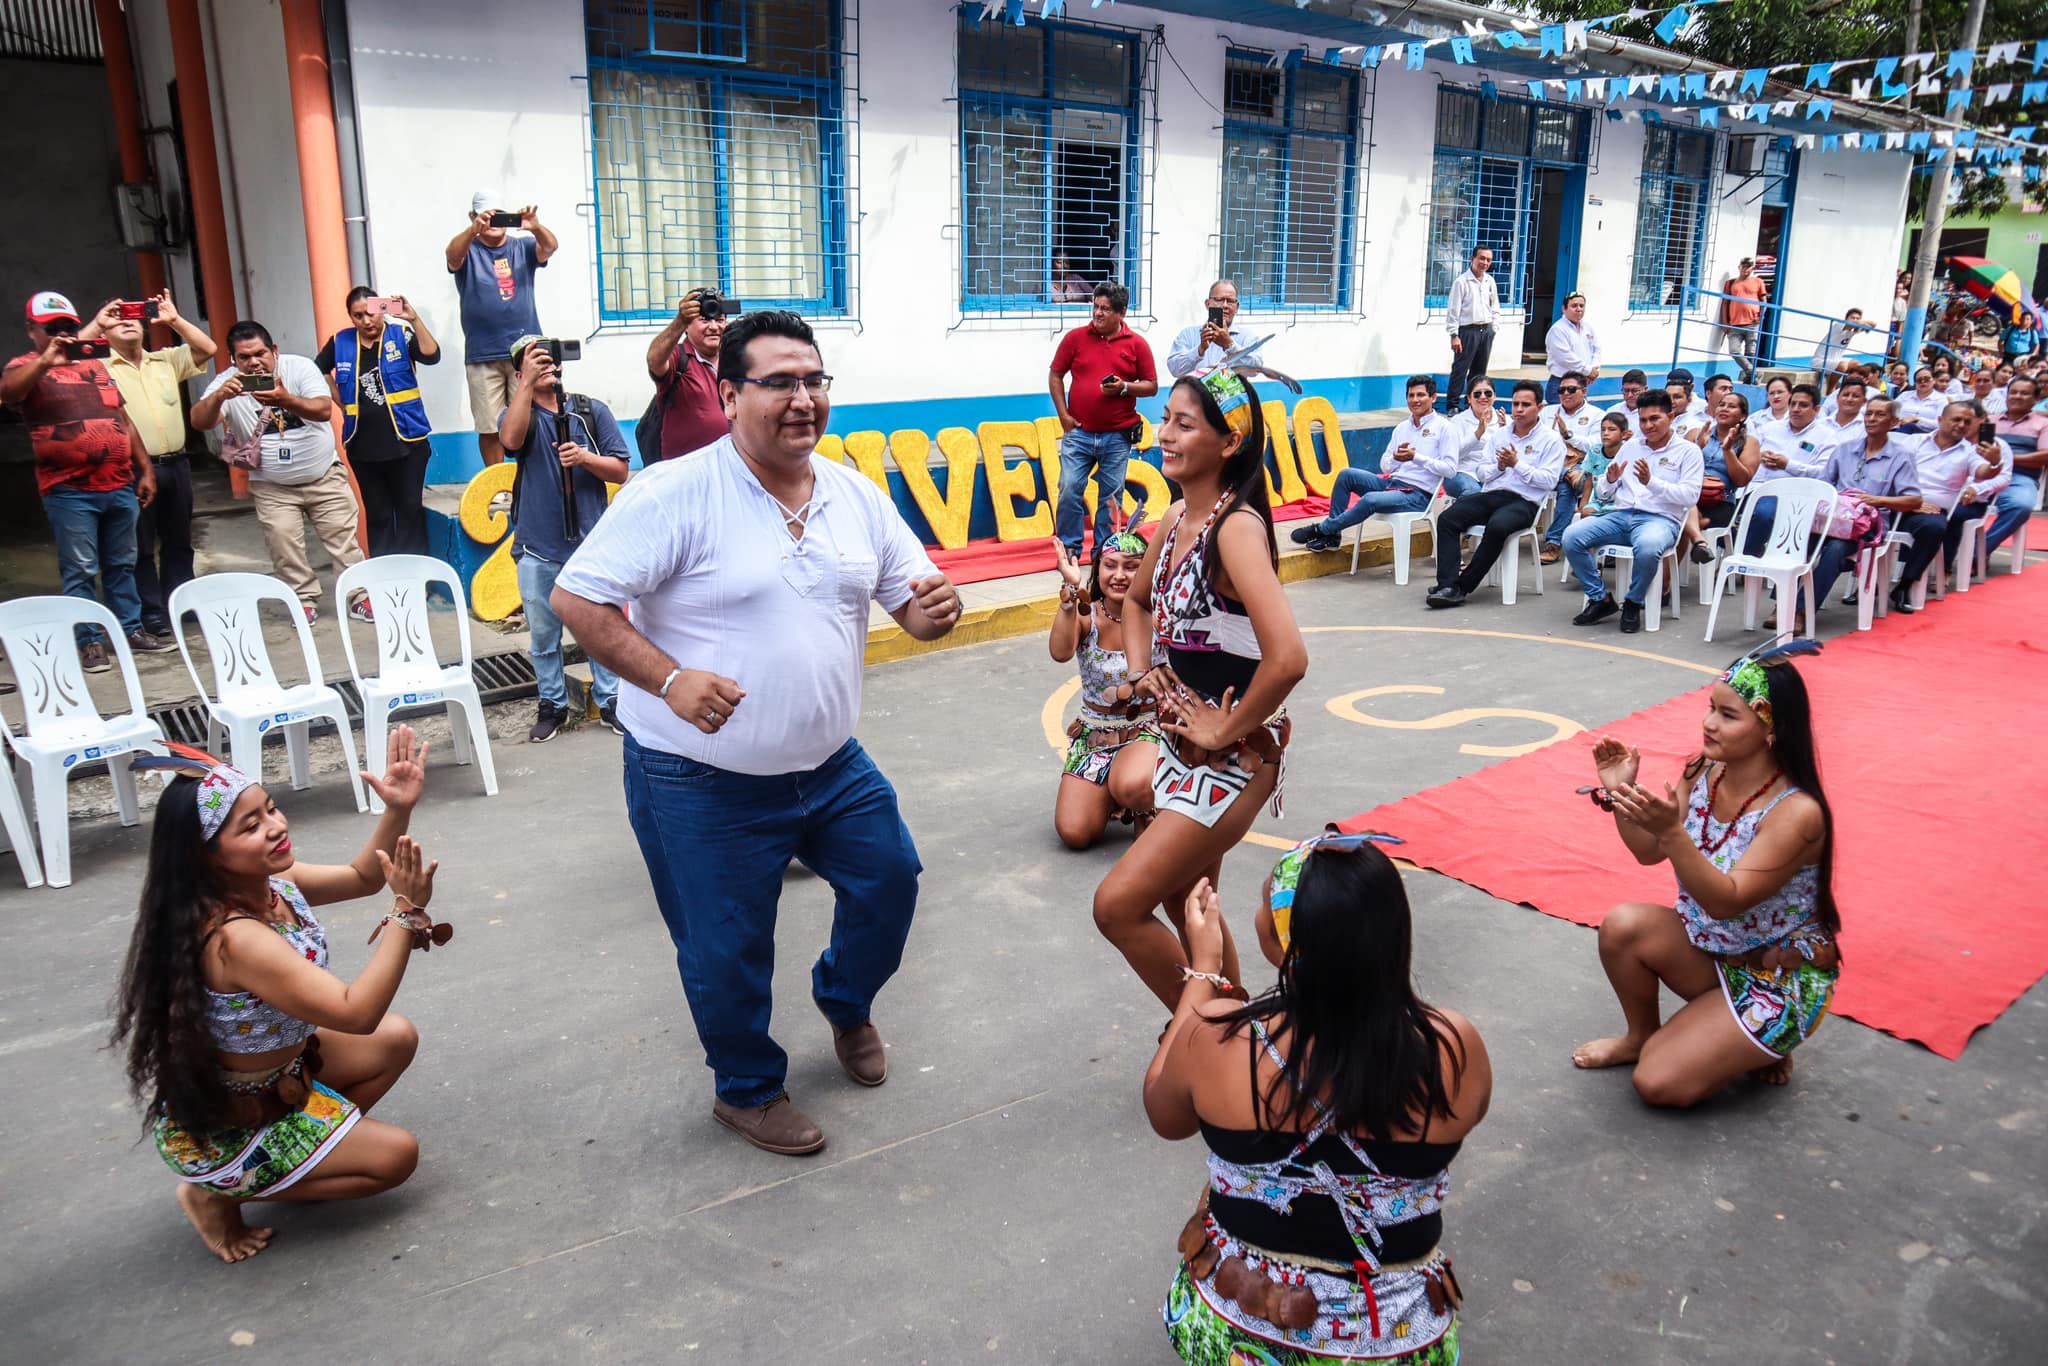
xmin=957 ymin=7 xmax=1143 ymax=313
xmin=1425 ymin=89 xmax=1586 ymax=309
xmin=584 ymin=0 xmax=850 ymax=320
xmin=1629 ymin=126 xmax=1715 ymax=309
xmin=1220 ymin=51 xmax=1360 ymax=310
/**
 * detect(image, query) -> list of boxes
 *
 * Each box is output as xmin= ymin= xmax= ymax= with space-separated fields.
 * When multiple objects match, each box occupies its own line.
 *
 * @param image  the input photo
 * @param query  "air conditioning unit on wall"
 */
xmin=1725 ymin=136 xmax=1768 ymax=176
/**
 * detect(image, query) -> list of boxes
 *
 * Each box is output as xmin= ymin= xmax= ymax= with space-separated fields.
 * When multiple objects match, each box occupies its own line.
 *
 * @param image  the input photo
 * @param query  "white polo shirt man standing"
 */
xmin=552 ymin=311 xmax=962 ymax=1158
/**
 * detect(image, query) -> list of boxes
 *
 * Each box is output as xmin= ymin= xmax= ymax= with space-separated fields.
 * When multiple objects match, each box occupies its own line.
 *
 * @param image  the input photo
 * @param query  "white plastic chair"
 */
xmin=1951 ymin=511 xmax=1993 ymax=592
xmin=334 ymin=555 xmax=496 ymax=811
xmin=1347 ymin=483 xmax=1448 ymax=586
xmin=167 ymin=574 xmax=367 ymax=812
xmin=0 ymin=746 xmax=44 ymax=888
xmin=1886 ymin=528 xmax=1948 ymax=611
xmin=1704 ymin=478 xmax=1837 ymax=643
xmin=1460 ymin=495 xmax=1550 ymax=604
xmin=1691 ymin=485 xmax=1756 ymax=604
xmin=0 ymin=596 xmax=166 ymax=888
xmin=1593 ymin=545 xmax=1683 ymax=631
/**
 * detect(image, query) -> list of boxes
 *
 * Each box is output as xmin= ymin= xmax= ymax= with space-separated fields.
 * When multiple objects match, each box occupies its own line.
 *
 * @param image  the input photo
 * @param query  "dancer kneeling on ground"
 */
xmin=1050 ymin=531 xmax=1161 ymax=849
xmin=1573 ymin=645 xmax=1840 ymax=1106
xmin=1147 ymin=835 xmax=1491 ymax=1365
xmin=112 ymin=728 xmax=449 ymax=1262
xmin=1098 ymin=369 xmax=1307 ymax=1009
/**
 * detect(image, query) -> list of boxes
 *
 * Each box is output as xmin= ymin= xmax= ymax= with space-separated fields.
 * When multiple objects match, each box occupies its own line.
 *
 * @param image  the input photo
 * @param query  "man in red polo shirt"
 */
xmin=0 ymin=290 xmax=168 ymax=673
xmin=641 ymin=288 xmax=731 ymax=461
xmin=1048 ymin=282 xmax=1157 ymax=559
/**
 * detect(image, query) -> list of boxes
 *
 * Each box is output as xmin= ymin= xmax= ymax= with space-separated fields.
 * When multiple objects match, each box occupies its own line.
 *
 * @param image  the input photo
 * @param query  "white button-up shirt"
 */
xmin=1445 ymin=270 xmax=1500 ymax=333
xmin=1911 ymin=434 xmax=2012 ymax=512
xmin=1479 ymin=421 xmax=1568 ymax=504
xmin=554 ymin=436 xmax=938 ymax=774
xmin=1601 ymin=433 xmax=1705 ymax=524
xmin=1752 ymin=414 xmax=1842 ymax=483
xmin=1543 ymin=319 xmax=1600 ymax=378
xmin=1380 ymin=413 xmax=1461 ymax=491
xmin=1893 ymin=391 xmax=1949 ymax=428
xmin=1542 ymin=400 xmax=1604 ymax=457
xmin=1449 ymin=404 xmax=1510 ymax=479
xmin=1166 ymin=325 xmax=1264 ymax=379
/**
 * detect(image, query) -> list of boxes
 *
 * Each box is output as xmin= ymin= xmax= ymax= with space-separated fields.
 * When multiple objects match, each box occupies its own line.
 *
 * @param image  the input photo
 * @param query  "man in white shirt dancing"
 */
xmin=1428 ymin=380 xmax=1566 ymax=607
xmin=1562 ymin=390 xmax=1704 ymax=634
xmin=552 ymin=311 xmax=963 ymax=1157
xmin=1444 ymin=245 xmax=1501 ymax=413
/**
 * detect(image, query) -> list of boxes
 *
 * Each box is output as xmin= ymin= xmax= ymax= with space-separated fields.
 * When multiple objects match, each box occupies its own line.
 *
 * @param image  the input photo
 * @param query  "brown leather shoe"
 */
xmin=829 ymin=1019 xmax=888 ymax=1087
xmin=1540 ymin=543 xmax=1562 ymax=565
xmin=711 ymin=1094 xmax=825 ymax=1155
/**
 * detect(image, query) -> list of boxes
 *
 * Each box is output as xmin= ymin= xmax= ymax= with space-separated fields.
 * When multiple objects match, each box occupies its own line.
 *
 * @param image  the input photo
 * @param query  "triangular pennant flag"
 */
xmin=1806 ymin=98 xmax=1833 ymax=121
xmin=1322 ymin=47 xmax=1343 ymax=66
xmin=1405 ymin=42 xmax=1427 ymax=70
xmin=1794 ymin=134 xmax=1816 ymax=150
xmin=1496 ymin=29 xmax=1529 ymax=50
xmin=1699 ymin=105 xmax=1719 ymax=128
xmin=1946 ymin=50 xmax=1974 ymax=79
xmin=1884 ymin=131 xmax=1906 ymax=150
xmin=1585 ymin=76 xmax=1608 ymax=100
xmin=1727 ymin=103 xmax=1749 ymax=120
xmin=1628 ymin=73 xmax=1657 ymax=96
xmin=1658 ymin=73 xmax=1680 ymax=101
xmin=1748 ymin=103 xmax=1770 ymax=123
xmin=1479 ymin=80 xmax=1497 ymax=101
xmin=1682 ymin=73 xmax=1706 ymax=100
xmin=1822 ymin=133 xmax=1840 ymax=152
xmin=1283 ymin=49 xmax=1305 ymax=70
xmin=1565 ymin=78 xmax=1583 ymax=100
xmin=2034 ymin=39 xmax=2047 ymax=73
xmin=1914 ymin=75 xmax=1942 ymax=97
xmin=1908 ymin=131 xmax=1933 ymax=150
xmin=1461 ymin=19 xmax=1489 ymax=38
xmin=1564 ymin=20 xmax=1589 ymax=52
xmin=1987 ymin=42 xmax=2020 ymax=68
xmin=1880 ymin=78 xmax=1909 ymax=98
xmin=1740 ymin=67 xmax=1767 ymax=96
xmin=1362 ymin=46 xmax=1381 ymax=69
xmin=1850 ymin=77 xmax=1873 ymax=100
xmin=1653 ymin=5 xmax=1691 ymax=44
xmin=1451 ymin=36 xmax=1475 ymax=64
xmin=1987 ymin=83 xmax=2012 ymax=104
xmin=1903 ymin=51 xmax=1937 ymax=71
xmin=1040 ymin=0 xmax=1064 ymax=15
xmin=1710 ymin=69 xmax=1738 ymax=92
xmin=2024 ymin=80 xmax=2048 ymax=105
xmin=1380 ymin=42 xmax=1404 ymax=64
xmin=1539 ymin=24 xmax=1565 ymax=58
xmin=1946 ymin=88 xmax=1973 ymax=117
xmin=1874 ymin=56 xmax=1899 ymax=83
xmin=1771 ymin=100 xmax=1796 ymax=117
xmin=1803 ymin=62 xmax=1835 ymax=90
xmin=1932 ymin=130 xmax=1955 ymax=148
xmin=1643 ymin=108 xmax=1662 ymax=124
xmin=1608 ymin=79 xmax=1628 ymax=105
xmin=1005 ymin=0 xmax=1023 ymax=25
xmin=1956 ymin=129 xmax=1977 ymax=148
xmin=1527 ymin=80 xmax=1548 ymax=100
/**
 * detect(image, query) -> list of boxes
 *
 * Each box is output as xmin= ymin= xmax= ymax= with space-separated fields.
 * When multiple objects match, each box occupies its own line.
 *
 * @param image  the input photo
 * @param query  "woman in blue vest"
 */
xmin=317 ymin=288 xmax=441 ymax=557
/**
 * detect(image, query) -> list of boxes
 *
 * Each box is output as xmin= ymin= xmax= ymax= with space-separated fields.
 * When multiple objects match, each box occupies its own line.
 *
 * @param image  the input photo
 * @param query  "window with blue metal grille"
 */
xmin=584 ymin=0 xmax=852 ymax=320
xmin=1629 ymin=126 xmax=1714 ymax=309
xmin=958 ymin=8 xmax=1143 ymax=312
xmin=1219 ymin=52 xmax=1359 ymax=310
xmin=1424 ymin=89 xmax=1584 ymax=310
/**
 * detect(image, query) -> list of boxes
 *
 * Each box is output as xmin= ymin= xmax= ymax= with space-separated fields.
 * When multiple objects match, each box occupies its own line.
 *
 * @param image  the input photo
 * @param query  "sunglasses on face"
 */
xmin=1559 ymin=386 xmax=1583 ymax=394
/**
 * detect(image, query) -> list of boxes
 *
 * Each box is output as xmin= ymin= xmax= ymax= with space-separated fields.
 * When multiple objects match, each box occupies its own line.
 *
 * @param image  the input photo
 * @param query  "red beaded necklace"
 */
xmin=1695 ymin=764 xmax=1783 ymax=855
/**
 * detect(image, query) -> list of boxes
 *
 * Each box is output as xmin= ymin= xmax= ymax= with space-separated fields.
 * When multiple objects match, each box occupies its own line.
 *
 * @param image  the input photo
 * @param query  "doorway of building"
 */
xmin=1520 ymin=166 xmax=1571 ymax=359
xmin=1752 ymin=145 xmax=1798 ymax=362
xmin=1052 ymin=108 xmax=1124 ymax=291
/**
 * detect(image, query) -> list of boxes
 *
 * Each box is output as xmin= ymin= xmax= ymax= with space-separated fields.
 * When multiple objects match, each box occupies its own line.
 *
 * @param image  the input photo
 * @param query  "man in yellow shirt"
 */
xmin=81 ymin=293 xmax=216 ymax=636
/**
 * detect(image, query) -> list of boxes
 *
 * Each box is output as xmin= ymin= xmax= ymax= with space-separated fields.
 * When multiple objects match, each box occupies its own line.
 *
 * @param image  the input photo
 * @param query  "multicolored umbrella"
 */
xmin=1945 ymin=255 xmax=2026 ymax=308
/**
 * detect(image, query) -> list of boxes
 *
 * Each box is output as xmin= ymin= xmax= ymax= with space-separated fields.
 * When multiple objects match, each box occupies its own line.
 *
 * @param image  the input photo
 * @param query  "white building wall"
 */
xmin=1777 ymin=150 xmax=1911 ymax=351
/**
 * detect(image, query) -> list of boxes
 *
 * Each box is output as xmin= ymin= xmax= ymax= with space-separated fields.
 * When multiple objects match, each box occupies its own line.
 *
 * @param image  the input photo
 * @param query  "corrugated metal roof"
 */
xmin=0 ymin=0 xmax=101 ymax=63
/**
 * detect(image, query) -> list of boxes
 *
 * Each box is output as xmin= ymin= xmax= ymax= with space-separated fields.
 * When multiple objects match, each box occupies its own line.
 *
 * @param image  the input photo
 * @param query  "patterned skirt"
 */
xmin=1718 ymin=958 xmax=1837 ymax=1058
xmin=1165 ymin=1264 xmax=1460 ymax=1365
xmin=1062 ymin=720 xmax=1164 ymax=787
xmin=154 ymin=1079 xmax=360 ymax=1199
xmin=1152 ymin=715 xmax=1289 ymax=829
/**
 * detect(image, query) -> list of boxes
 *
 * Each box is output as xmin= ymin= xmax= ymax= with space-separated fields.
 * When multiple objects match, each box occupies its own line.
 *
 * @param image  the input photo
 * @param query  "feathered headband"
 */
xmin=1717 ymin=636 xmax=1822 ymax=729
xmin=129 ymin=742 xmax=255 ymax=841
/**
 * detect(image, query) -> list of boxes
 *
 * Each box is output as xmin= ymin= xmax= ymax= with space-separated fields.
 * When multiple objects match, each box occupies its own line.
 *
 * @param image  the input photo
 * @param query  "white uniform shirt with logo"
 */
xmin=1605 ymin=401 xmax=1644 ymax=438
xmin=553 ymin=436 xmax=938 ymax=775
xmin=1541 ymin=401 xmax=1603 ymax=457
xmin=1543 ymin=318 xmax=1600 ymax=378
xmin=1602 ymin=434 xmax=1705 ymax=524
xmin=1379 ymin=414 xmax=1460 ymax=491
xmin=1478 ymin=422 xmax=1568 ymax=504
xmin=1752 ymin=414 xmax=1841 ymax=484
xmin=1449 ymin=405 xmax=1508 ymax=479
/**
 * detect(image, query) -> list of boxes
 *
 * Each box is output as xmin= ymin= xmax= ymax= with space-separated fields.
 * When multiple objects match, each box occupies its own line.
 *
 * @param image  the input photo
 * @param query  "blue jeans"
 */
xmin=1562 ymin=508 xmax=1681 ymax=603
xmin=1544 ymin=474 xmax=1579 ymax=545
xmin=1444 ymin=472 xmax=1482 ymax=499
xmin=1056 ymin=428 xmax=1133 ymax=557
xmin=1985 ymin=471 xmax=2039 ymax=553
xmin=1320 ymin=468 xmax=1431 ymax=534
xmin=517 ymin=552 xmax=618 ymax=711
xmin=1726 ymin=325 xmax=1759 ymax=383
xmin=41 ymin=484 xmax=143 ymax=643
xmin=621 ymin=734 xmax=922 ymax=1107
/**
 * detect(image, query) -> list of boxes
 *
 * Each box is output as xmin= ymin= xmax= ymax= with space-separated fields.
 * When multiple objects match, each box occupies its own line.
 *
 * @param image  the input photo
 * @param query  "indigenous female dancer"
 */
xmin=1147 ymin=835 xmax=1491 ymax=1365
xmin=1572 ymin=643 xmax=1841 ymax=1106
xmin=1050 ymin=532 xmax=1161 ymax=849
xmin=1095 ymin=369 xmax=1308 ymax=1008
xmin=112 ymin=728 xmax=451 ymax=1262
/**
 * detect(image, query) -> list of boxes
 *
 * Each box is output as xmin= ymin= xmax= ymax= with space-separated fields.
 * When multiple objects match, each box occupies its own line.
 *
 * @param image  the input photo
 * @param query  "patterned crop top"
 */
xmin=1675 ymin=773 xmax=1826 ymax=957
xmin=1075 ymin=618 xmax=1149 ymax=724
xmin=205 ymin=879 xmax=325 ymax=1053
xmin=1152 ymin=497 xmax=1263 ymax=703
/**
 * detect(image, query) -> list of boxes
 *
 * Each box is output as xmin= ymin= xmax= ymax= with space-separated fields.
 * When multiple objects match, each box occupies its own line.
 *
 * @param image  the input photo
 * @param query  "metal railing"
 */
xmin=1672 ymin=285 xmax=1897 ymax=376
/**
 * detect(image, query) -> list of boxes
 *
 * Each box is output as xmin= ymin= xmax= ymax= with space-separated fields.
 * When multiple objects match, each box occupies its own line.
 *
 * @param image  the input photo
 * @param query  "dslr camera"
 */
xmin=695 ymin=293 xmax=743 ymax=321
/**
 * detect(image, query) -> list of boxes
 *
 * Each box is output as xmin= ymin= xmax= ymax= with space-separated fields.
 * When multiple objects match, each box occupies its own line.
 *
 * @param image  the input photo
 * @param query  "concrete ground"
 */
xmin=4 ymin=547 xmax=2046 ymax=1364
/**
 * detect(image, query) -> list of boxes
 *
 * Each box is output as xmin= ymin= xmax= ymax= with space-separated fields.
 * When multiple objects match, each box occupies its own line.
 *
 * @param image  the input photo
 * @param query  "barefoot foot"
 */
xmin=1572 ymin=1034 xmax=1647 ymax=1069
xmin=1752 ymin=1054 xmax=1795 ymax=1086
xmin=176 ymin=1183 xmax=274 ymax=1263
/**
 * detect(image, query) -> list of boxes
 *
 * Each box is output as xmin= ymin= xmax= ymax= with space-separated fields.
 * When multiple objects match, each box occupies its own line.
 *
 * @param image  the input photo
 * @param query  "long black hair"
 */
xmin=110 ymin=775 xmax=240 ymax=1134
xmin=1219 ymin=842 xmax=1465 ymax=1141
xmin=1756 ymin=661 xmax=1840 ymax=938
xmin=1173 ymin=374 xmax=1277 ymax=586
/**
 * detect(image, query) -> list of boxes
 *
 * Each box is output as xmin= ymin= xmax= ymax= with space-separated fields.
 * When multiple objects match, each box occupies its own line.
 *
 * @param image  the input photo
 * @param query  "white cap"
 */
xmin=471 ymin=190 xmax=500 ymax=216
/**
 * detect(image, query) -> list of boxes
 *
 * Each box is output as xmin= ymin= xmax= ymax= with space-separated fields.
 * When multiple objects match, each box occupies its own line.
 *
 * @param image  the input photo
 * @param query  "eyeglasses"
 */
xmin=1559 ymin=385 xmax=1583 ymax=394
xmin=735 ymin=374 xmax=833 ymax=397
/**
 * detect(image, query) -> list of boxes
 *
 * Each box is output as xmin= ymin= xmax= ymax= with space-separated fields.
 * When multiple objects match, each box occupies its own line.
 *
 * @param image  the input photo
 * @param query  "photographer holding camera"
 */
xmin=192 ymin=322 xmax=368 ymax=625
xmin=498 ymin=334 xmax=630 ymax=743
xmin=317 ymin=287 xmax=441 ymax=559
xmin=76 ymin=293 xmax=216 ymax=640
xmin=639 ymin=288 xmax=733 ymax=462
xmin=1 ymin=290 xmax=168 ymax=670
xmin=446 ymin=191 xmax=556 ymax=467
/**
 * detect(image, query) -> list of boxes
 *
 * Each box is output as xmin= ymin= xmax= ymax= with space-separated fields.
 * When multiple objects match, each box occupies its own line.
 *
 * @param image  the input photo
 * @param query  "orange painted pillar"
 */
xmin=165 ymin=0 xmax=246 ymax=495
xmin=280 ymin=0 xmax=368 ymax=554
xmin=93 ymin=0 xmax=167 ymax=313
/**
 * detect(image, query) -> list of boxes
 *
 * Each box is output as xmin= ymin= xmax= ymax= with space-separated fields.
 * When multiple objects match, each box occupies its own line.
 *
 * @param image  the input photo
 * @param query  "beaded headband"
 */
xmin=1264 ymin=829 xmax=1405 ymax=952
xmin=1100 ymin=530 xmax=1148 ymax=558
xmin=1717 ymin=637 xmax=1822 ymax=732
xmin=1200 ymin=368 xmax=1255 ymax=437
xmin=129 ymin=743 xmax=254 ymax=841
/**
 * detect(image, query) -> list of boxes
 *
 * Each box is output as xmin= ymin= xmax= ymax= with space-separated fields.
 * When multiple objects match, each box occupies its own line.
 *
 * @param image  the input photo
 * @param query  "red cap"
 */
xmin=25 ymin=291 xmax=80 ymax=325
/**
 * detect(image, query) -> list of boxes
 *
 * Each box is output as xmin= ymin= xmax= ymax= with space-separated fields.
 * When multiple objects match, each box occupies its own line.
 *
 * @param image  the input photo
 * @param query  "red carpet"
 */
xmin=1336 ymin=563 xmax=2048 ymax=1059
xmin=931 ymin=497 xmax=1331 ymax=586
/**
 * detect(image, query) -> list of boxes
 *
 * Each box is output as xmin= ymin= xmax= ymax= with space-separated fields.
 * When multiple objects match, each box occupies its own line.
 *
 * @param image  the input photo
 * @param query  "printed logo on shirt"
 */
xmin=494 ymin=256 xmax=516 ymax=303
